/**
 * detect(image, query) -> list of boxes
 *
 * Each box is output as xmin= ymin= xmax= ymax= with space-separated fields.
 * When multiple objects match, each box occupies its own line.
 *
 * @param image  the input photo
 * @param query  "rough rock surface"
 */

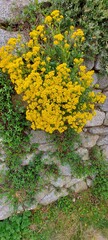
xmin=104 ymin=113 xmax=108 ymax=125
xmin=59 ymin=164 xmax=72 ymax=176
xmin=101 ymin=145 xmax=108 ymax=161
xmin=36 ymin=187 xmax=68 ymax=205
xmin=98 ymin=75 xmax=108 ymax=89
xmin=0 ymin=0 xmax=34 ymax=21
xmin=86 ymin=110 xmax=105 ymax=127
xmin=92 ymin=73 xmax=98 ymax=85
xmin=97 ymin=136 xmax=108 ymax=146
xmin=100 ymin=92 xmax=108 ymax=112
xmin=72 ymin=180 xmax=87 ymax=193
xmin=0 ymin=29 xmax=27 ymax=47
xmin=30 ymin=130 xmax=52 ymax=144
xmin=88 ymin=127 xmax=108 ymax=135
xmin=0 ymin=196 xmax=14 ymax=220
xmin=81 ymin=132 xmax=99 ymax=148
xmin=76 ymin=147 xmax=89 ymax=160
xmin=94 ymin=55 xmax=101 ymax=71
xmin=85 ymin=58 xmax=94 ymax=70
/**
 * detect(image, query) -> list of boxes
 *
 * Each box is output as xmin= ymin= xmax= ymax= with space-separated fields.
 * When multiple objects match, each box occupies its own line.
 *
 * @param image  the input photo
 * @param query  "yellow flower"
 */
xmin=46 ymin=57 xmax=51 ymax=62
xmin=54 ymin=34 xmax=64 ymax=41
xmin=64 ymin=43 xmax=70 ymax=49
xmin=54 ymin=40 xmax=59 ymax=45
xmin=70 ymin=26 xmax=74 ymax=30
xmin=45 ymin=15 xmax=52 ymax=24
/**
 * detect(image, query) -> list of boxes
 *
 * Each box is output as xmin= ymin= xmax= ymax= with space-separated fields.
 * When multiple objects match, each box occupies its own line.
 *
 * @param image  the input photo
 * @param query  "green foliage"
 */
xmin=53 ymin=128 xmax=95 ymax=177
xmin=0 ymin=211 xmax=31 ymax=240
xmin=51 ymin=0 xmax=108 ymax=73
xmin=0 ymin=70 xmax=44 ymax=199
xmin=89 ymin=146 xmax=108 ymax=200
xmin=0 ymin=70 xmax=30 ymax=151
xmin=6 ymin=153 xmax=43 ymax=194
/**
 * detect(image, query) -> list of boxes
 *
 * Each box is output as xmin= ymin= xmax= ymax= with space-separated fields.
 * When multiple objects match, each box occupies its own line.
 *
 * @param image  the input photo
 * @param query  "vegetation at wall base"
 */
xmin=89 ymin=146 xmax=108 ymax=200
xmin=0 ymin=190 xmax=108 ymax=240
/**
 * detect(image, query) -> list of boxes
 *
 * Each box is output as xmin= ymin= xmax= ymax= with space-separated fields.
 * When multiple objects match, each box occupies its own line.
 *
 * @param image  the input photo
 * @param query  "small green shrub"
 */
xmin=0 ymin=211 xmax=31 ymax=240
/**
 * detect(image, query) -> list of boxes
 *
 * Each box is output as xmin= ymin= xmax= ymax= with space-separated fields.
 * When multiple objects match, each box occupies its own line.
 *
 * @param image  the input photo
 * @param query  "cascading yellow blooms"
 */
xmin=0 ymin=10 xmax=106 ymax=134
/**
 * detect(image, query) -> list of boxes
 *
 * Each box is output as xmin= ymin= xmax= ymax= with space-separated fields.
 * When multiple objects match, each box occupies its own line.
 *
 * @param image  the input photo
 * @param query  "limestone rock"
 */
xmin=37 ymin=188 xmax=68 ymax=205
xmin=85 ymin=58 xmax=94 ymax=70
xmin=99 ymin=92 xmax=108 ymax=112
xmin=88 ymin=126 xmax=108 ymax=135
xmin=86 ymin=178 xmax=93 ymax=187
xmin=30 ymin=130 xmax=52 ymax=144
xmin=0 ymin=29 xmax=27 ymax=47
xmin=21 ymin=153 xmax=35 ymax=166
xmin=38 ymin=143 xmax=57 ymax=152
xmin=86 ymin=110 xmax=105 ymax=127
xmin=0 ymin=195 xmax=14 ymax=220
xmin=72 ymin=180 xmax=87 ymax=193
xmin=97 ymin=135 xmax=108 ymax=146
xmin=65 ymin=177 xmax=83 ymax=188
xmin=98 ymin=75 xmax=108 ymax=90
xmin=101 ymin=145 xmax=108 ymax=161
xmin=59 ymin=164 xmax=72 ymax=176
xmin=92 ymin=73 xmax=98 ymax=85
xmin=0 ymin=0 xmax=34 ymax=21
xmin=104 ymin=113 xmax=108 ymax=126
xmin=41 ymin=153 xmax=61 ymax=165
xmin=76 ymin=147 xmax=89 ymax=160
xmin=50 ymin=176 xmax=71 ymax=188
xmin=94 ymin=55 xmax=101 ymax=71
xmin=35 ymin=188 xmax=50 ymax=203
xmin=81 ymin=132 xmax=99 ymax=148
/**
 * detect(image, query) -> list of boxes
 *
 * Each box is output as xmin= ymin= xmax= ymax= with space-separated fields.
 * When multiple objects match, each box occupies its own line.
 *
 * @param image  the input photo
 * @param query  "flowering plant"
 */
xmin=0 ymin=10 xmax=106 ymax=133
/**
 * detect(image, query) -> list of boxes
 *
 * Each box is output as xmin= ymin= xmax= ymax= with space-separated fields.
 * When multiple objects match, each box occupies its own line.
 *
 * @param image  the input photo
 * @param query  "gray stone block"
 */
xmin=101 ymin=145 xmax=108 ymax=161
xmin=97 ymin=136 xmax=108 ymax=146
xmin=104 ymin=113 xmax=108 ymax=126
xmin=99 ymin=92 xmax=108 ymax=112
xmin=0 ymin=196 xmax=14 ymax=220
xmin=88 ymin=127 xmax=108 ymax=135
xmin=86 ymin=110 xmax=105 ymax=127
xmin=94 ymin=55 xmax=101 ymax=71
xmin=38 ymin=143 xmax=57 ymax=152
xmin=0 ymin=29 xmax=27 ymax=47
xmin=76 ymin=147 xmax=89 ymax=160
xmin=59 ymin=164 xmax=72 ymax=176
xmin=98 ymin=75 xmax=108 ymax=90
xmin=0 ymin=0 xmax=34 ymax=21
xmin=50 ymin=176 xmax=71 ymax=188
xmin=85 ymin=59 xmax=94 ymax=70
xmin=38 ymin=188 xmax=68 ymax=205
xmin=72 ymin=180 xmax=87 ymax=193
xmin=30 ymin=130 xmax=52 ymax=144
xmin=41 ymin=153 xmax=61 ymax=165
xmin=65 ymin=178 xmax=83 ymax=188
xmin=81 ymin=132 xmax=99 ymax=148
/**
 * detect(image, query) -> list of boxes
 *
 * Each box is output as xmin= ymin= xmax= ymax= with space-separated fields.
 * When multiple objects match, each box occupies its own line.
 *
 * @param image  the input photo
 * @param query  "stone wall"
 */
xmin=0 ymin=0 xmax=108 ymax=220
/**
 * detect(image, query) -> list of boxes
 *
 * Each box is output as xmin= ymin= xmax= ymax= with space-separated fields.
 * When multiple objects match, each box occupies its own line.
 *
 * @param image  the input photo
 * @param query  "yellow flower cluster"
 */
xmin=0 ymin=10 xmax=106 ymax=134
xmin=71 ymin=28 xmax=85 ymax=42
xmin=45 ymin=10 xmax=63 ymax=24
